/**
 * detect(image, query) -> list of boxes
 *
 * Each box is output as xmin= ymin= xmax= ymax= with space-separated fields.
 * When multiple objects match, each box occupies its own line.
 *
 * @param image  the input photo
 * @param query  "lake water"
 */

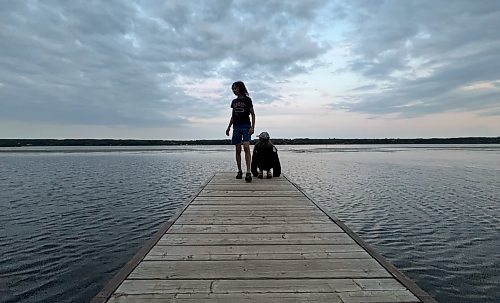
xmin=0 ymin=145 xmax=499 ymax=303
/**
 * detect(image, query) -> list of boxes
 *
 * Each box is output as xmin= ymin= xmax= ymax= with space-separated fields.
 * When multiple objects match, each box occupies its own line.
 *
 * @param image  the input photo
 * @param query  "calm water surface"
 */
xmin=0 ymin=145 xmax=499 ymax=303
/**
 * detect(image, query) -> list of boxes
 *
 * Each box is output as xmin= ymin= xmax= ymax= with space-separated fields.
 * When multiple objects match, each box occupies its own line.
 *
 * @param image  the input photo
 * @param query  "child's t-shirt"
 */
xmin=231 ymin=96 xmax=253 ymax=126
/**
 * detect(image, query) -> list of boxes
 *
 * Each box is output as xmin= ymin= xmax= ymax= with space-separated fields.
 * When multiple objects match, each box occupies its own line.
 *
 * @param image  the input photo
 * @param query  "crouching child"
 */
xmin=251 ymin=132 xmax=281 ymax=178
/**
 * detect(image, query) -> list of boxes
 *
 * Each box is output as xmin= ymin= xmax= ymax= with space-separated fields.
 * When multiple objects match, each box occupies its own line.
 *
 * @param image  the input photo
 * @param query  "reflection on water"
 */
xmin=0 ymin=145 xmax=499 ymax=303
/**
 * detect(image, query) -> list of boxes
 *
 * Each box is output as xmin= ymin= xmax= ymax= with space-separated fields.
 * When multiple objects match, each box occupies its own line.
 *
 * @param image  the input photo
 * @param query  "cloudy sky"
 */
xmin=1 ymin=0 xmax=499 ymax=139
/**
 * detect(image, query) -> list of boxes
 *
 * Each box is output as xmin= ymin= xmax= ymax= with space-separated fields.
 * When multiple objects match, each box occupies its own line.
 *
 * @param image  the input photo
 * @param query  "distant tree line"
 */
xmin=0 ymin=137 xmax=499 ymax=147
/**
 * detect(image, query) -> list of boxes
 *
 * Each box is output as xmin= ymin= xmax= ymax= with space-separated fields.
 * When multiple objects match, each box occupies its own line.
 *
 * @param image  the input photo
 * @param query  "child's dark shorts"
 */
xmin=231 ymin=124 xmax=251 ymax=145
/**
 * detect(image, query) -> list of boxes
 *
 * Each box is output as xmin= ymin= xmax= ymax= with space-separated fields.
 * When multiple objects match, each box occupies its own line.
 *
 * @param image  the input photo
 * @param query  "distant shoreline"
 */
xmin=1 ymin=137 xmax=499 ymax=147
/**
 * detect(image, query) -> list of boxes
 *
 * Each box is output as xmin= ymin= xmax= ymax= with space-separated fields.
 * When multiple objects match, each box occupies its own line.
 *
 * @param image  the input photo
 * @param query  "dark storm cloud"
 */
xmin=0 ymin=0 xmax=329 ymax=126
xmin=334 ymin=0 xmax=500 ymax=117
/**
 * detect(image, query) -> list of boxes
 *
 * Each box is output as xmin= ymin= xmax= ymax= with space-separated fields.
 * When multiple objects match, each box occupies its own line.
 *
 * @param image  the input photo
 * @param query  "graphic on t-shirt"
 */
xmin=231 ymin=97 xmax=253 ymax=125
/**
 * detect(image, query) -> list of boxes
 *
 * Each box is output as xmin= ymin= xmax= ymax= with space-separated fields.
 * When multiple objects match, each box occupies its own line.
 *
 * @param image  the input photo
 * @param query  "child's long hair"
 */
xmin=232 ymin=81 xmax=249 ymax=97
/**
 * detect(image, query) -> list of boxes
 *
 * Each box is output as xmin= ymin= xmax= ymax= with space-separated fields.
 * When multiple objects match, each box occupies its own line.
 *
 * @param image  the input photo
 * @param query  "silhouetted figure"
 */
xmin=251 ymin=132 xmax=281 ymax=178
xmin=225 ymin=81 xmax=256 ymax=182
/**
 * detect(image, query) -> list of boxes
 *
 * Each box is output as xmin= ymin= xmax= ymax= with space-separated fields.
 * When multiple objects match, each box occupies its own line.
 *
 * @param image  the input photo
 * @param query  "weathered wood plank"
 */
xmin=108 ymin=292 xmax=344 ymax=303
xmin=187 ymin=204 xmax=318 ymax=210
xmin=339 ymin=290 xmax=420 ymax=303
xmin=211 ymin=173 xmax=286 ymax=178
xmin=204 ymin=184 xmax=298 ymax=191
xmin=182 ymin=209 xmax=325 ymax=217
xmin=199 ymin=190 xmax=302 ymax=197
xmin=111 ymin=279 xmax=419 ymax=303
xmin=209 ymin=180 xmax=291 ymax=185
xmin=128 ymin=259 xmax=391 ymax=279
xmin=175 ymin=216 xmax=333 ymax=225
xmin=157 ymin=233 xmax=356 ymax=246
xmin=145 ymin=244 xmax=366 ymax=259
xmin=194 ymin=195 xmax=310 ymax=200
xmin=115 ymin=279 xmax=210 ymax=294
xmin=210 ymin=173 xmax=286 ymax=180
xmin=114 ymin=278 xmax=408 ymax=295
xmin=191 ymin=197 xmax=313 ymax=205
xmin=207 ymin=180 xmax=295 ymax=185
xmin=168 ymin=223 xmax=343 ymax=233
xmin=144 ymin=250 xmax=371 ymax=261
xmin=354 ymin=278 xmax=412 ymax=291
xmin=213 ymin=278 xmax=409 ymax=293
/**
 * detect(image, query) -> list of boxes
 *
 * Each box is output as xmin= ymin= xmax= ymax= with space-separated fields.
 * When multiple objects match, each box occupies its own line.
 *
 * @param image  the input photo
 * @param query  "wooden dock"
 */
xmin=93 ymin=172 xmax=436 ymax=303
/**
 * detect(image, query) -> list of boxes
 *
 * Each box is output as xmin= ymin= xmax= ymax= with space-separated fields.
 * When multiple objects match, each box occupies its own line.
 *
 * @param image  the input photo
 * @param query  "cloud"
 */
xmin=0 ymin=0 xmax=330 ymax=127
xmin=349 ymin=84 xmax=378 ymax=92
xmin=334 ymin=0 xmax=500 ymax=117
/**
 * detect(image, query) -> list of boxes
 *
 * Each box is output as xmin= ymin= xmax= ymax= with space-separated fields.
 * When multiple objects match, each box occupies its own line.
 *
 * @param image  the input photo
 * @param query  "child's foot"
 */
xmin=236 ymin=171 xmax=243 ymax=179
xmin=257 ymin=171 xmax=263 ymax=179
xmin=245 ymin=172 xmax=252 ymax=182
xmin=266 ymin=171 xmax=273 ymax=179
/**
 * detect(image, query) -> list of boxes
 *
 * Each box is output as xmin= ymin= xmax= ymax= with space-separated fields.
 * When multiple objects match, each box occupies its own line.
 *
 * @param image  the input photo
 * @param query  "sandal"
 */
xmin=266 ymin=171 xmax=273 ymax=179
xmin=257 ymin=171 xmax=263 ymax=179
xmin=236 ymin=171 xmax=243 ymax=179
xmin=245 ymin=172 xmax=252 ymax=182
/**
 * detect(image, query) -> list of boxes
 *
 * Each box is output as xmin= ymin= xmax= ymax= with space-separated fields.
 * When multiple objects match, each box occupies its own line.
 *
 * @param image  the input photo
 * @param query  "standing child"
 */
xmin=225 ymin=81 xmax=256 ymax=182
xmin=251 ymin=132 xmax=281 ymax=178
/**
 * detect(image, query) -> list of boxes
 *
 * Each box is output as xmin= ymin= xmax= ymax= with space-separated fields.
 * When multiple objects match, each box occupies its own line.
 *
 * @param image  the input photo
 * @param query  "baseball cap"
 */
xmin=258 ymin=132 xmax=270 ymax=139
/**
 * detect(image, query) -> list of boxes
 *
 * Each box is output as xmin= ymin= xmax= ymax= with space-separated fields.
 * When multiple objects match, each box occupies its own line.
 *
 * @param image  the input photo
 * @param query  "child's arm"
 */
xmin=249 ymin=107 xmax=255 ymax=135
xmin=226 ymin=117 xmax=233 ymax=136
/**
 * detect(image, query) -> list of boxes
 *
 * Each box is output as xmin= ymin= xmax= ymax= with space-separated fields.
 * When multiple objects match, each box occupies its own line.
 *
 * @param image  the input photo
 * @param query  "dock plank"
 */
xmin=108 ymin=293 xmax=345 ymax=303
xmin=167 ymin=223 xmax=343 ymax=233
xmin=175 ymin=216 xmax=333 ymax=224
xmin=110 ymin=279 xmax=419 ymax=303
xmin=157 ymin=232 xmax=356 ymax=246
xmin=182 ymin=209 xmax=326 ymax=217
xmin=204 ymin=184 xmax=298 ymax=191
xmin=144 ymin=244 xmax=368 ymax=261
xmin=191 ymin=196 xmax=313 ymax=203
xmin=199 ymin=190 xmax=303 ymax=197
xmin=186 ymin=204 xmax=318 ymax=210
xmin=114 ymin=278 xmax=407 ymax=294
xmin=128 ymin=259 xmax=391 ymax=279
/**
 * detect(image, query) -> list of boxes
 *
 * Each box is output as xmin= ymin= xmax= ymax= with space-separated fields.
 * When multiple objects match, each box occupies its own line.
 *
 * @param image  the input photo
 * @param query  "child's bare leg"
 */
xmin=243 ymin=142 xmax=251 ymax=173
xmin=235 ymin=144 xmax=242 ymax=172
